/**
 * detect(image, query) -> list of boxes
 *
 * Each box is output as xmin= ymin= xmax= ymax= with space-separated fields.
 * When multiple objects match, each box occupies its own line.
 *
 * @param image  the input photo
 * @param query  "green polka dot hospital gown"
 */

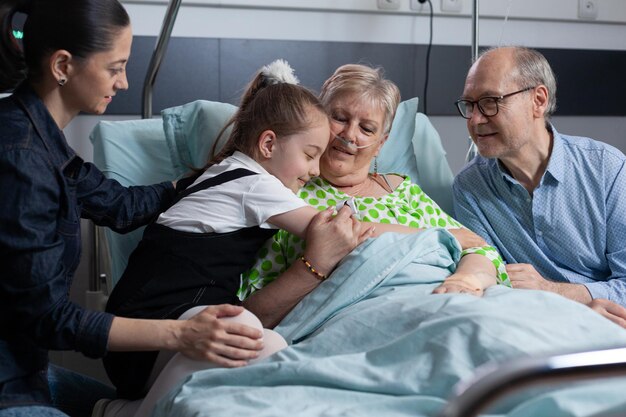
xmin=238 ymin=175 xmax=510 ymax=299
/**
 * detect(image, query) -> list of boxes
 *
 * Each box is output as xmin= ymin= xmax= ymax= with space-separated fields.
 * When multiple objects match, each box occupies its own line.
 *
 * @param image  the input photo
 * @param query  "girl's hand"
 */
xmin=432 ymin=272 xmax=492 ymax=297
xmin=303 ymin=206 xmax=374 ymax=276
xmin=176 ymin=304 xmax=264 ymax=367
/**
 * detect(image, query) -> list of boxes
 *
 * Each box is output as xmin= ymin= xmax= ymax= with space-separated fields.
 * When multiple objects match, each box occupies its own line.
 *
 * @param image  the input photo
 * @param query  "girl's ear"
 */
xmin=258 ymin=130 xmax=277 ymax=159
xmin=49 ymin=49 xmax=73 ymax=85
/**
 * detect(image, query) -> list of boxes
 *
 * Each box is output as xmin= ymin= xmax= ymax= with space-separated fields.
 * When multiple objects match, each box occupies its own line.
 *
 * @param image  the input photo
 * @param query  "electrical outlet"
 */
xmin=441 ymin=0 xmax=462 ymax=13
xmin=377 ymin=0 xmax=401 ymax=10
xmin=410 ymin=0 xmax=426 ymax=12
xmin=578 ymin=0 xmax=598 ymax=19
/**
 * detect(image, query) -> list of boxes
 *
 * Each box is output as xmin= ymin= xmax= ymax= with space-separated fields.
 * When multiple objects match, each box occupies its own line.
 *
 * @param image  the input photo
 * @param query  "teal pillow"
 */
xmin=162 ymin=100 xmax=237 ymax=177
xmin=91 ymin=119 xmax=174 ymax=186
xmin=378 ymin=97 xmax=455 ymax=214
xmin=90 ymin=119 xmax=176 ymax=289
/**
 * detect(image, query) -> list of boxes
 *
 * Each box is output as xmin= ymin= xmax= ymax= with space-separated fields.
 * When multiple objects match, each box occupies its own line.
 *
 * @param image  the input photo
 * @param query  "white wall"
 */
xmin=61 ymin=0 xmax=626 ymax=381
xmin=122 ymin=0 xmax=626 ymax=49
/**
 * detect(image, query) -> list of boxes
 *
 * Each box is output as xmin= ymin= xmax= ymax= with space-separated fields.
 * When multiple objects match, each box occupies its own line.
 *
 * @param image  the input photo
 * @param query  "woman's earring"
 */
xmin=58 ymin=79 xmax=67 ymax=86
xmin=374 ymin=157 xmax=379 ymax=177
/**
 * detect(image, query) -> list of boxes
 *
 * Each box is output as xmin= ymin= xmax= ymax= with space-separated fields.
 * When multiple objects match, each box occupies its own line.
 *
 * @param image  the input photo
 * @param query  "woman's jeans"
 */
xmin=0 ymin=406 xmax=68 ymax=417
xmin=0 ymin=365 xmax=115 ymax=417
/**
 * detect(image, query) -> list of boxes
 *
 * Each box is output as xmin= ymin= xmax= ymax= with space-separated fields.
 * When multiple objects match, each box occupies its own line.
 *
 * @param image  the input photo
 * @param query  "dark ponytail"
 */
xmin=0 ymin=0 xmax=130 ymax=93
xmin=0 ymin=0 xmax=27 ymax=92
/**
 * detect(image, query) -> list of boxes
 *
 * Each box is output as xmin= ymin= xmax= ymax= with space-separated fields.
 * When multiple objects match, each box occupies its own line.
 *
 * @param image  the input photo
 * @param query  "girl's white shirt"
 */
xmin=157 ymin=151 xmax=307 ymax=233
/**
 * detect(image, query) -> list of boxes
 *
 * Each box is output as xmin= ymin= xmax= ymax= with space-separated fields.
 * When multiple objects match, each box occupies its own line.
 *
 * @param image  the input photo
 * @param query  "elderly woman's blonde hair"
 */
xmin=319 ymin=64 xmax=401 ymax=134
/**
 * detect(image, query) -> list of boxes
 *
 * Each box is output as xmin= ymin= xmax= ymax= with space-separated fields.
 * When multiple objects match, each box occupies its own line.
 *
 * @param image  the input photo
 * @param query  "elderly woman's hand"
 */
xmin=432 ymin=272 xmax=494 ymax=297
xmin=302 ymin=206 xmax=374 ymax=277
xmin=447 ymin=228 xmax=488 ymax=249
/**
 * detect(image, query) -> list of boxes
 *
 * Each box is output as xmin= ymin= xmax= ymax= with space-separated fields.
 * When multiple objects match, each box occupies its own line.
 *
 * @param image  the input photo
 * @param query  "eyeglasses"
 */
xmin=454 ymin=86 xmax=536 ymax=119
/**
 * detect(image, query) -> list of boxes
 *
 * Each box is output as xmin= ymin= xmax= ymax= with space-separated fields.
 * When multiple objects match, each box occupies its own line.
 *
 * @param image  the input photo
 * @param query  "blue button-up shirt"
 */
xmin=0 ymin=84 xmax=175 ymax=407
xmin=453 ymin=126 xmax=626 ymax=305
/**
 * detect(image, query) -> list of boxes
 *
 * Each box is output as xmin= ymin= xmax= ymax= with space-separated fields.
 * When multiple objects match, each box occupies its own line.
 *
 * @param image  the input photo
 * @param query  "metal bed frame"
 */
xmin=440 ymin=347 xmax=626 ymax=417
xmin=88 ymin=0 xmax=182 ymax=299
xmin=90 ymin=1 xmax=626 ymax=415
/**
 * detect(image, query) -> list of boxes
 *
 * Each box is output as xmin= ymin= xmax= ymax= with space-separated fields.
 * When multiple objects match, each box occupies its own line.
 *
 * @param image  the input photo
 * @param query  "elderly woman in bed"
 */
xmin=242 ymin=64 xmax=510 ymax=327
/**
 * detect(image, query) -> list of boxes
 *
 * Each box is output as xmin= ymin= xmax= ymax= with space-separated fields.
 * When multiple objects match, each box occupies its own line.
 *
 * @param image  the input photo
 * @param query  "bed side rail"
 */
xmin=142 ymin=0 xmax=182 ymax=119
xmin=89 ymin=0 xmax=183 ymax=301
xmin=439 ymin=347 xmax=626 ymax=417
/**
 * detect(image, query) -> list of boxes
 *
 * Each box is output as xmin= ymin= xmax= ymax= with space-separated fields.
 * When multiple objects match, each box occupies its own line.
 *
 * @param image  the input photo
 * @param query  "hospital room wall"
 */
xmin=65 ymin=0 xmax=626 ymax=170
xmin=56 ymin=0 xmax=626 ymax=382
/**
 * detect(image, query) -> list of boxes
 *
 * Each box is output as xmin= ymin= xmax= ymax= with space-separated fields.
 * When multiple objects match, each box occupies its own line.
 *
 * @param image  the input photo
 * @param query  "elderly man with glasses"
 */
xmin=452 ymin=46 xmax=626 ymax=328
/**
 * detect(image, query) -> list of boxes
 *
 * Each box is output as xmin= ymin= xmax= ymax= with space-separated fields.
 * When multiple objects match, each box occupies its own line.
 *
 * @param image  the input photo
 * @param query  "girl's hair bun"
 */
xmin=260 ymin=59 xmax=299 ymax=86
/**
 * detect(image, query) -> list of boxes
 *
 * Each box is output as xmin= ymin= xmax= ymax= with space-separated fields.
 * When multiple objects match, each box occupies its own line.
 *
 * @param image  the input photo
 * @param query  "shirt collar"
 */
xmin=543 ymin=124 xmax=564 ymax=183
xmin=230 ymin=151 xmax=269 ymax=175
xmin=493 ymin=158 xmax=514 ymax=183
xmin=492 ymin=123 xmax=564 ymax=185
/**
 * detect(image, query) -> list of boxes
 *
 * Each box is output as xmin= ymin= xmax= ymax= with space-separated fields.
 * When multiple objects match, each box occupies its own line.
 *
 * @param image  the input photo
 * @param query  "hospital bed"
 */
xmin=87 ymin=1 xmax=626 ymax=416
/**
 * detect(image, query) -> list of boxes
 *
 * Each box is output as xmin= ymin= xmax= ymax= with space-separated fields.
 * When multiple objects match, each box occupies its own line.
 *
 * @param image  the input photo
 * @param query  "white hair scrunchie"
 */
xmin=261 ymin=59 xmax=300 ymax=86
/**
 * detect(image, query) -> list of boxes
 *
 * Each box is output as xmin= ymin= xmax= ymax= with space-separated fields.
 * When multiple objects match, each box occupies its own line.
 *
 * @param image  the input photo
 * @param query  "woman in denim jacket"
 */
xmin=0 ymin=1 xmax=271 ymax=416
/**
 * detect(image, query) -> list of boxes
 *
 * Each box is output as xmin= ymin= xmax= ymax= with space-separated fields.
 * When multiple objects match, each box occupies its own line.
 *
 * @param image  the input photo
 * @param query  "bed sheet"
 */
xmin=151 ymin=229 xmax=626 ymax=417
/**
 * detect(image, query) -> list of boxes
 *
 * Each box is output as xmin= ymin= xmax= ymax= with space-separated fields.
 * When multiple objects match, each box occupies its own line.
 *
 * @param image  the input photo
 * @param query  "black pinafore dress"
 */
xmin=104 ymin=168 xmax=277 ymax=398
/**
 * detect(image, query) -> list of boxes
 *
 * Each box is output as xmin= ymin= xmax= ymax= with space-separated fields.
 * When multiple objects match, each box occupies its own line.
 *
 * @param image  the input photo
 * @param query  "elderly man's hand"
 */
xmin=505 ymin=263 xmax=556 ymax=291
xmin=587 ymin=299 xmax=626 ymax=329
xmin=507 ymin=263 xmax=597 ymax=305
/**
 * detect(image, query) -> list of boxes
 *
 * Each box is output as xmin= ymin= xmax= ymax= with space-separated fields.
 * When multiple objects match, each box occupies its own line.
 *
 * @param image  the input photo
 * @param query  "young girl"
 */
xmin=99 ymin=60 xmax=371 ymax=416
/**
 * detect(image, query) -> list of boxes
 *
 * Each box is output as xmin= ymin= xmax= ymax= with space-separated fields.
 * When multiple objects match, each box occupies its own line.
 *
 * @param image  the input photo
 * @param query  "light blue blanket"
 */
xmin=152 ymin=229 xmax=626 ymax=417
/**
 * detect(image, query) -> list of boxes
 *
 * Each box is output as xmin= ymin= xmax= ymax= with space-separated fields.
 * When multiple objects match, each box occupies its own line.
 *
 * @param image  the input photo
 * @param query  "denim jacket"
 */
xmin=0 ymin=84 xmax=175 ymax=407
